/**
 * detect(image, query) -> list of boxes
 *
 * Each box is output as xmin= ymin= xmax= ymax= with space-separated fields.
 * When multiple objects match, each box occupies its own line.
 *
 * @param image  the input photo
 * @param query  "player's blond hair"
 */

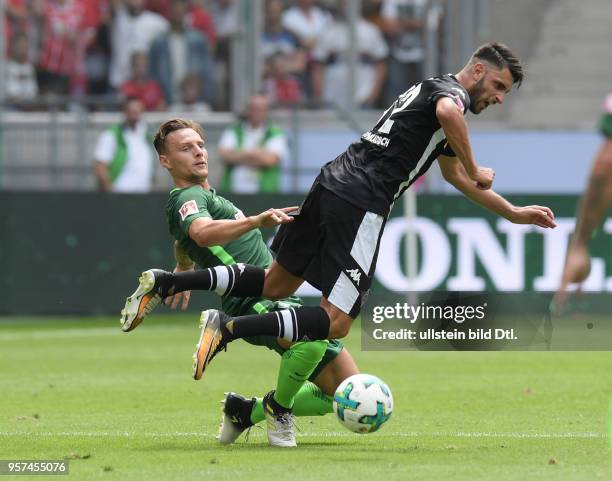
xmin=153 ymin=118 xmax=206 ymax=155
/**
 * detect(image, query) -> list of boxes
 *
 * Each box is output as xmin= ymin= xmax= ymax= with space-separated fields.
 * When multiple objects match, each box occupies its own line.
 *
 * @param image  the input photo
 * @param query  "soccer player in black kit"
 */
xmin=132 ymin=43 xmax=558 ymax=382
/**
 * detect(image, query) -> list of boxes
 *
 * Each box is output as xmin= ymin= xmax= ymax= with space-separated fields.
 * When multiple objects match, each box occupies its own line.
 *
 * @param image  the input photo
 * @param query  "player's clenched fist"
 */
xmin=472 ymin=166 xmax=495 ymax=190
xmin=250 ymin=206 xmax=299 ymax=228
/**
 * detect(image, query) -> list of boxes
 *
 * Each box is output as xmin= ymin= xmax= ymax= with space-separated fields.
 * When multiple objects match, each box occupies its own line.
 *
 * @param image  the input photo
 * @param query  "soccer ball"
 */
xmin=333 ymin=373 xmax=393 ymax=434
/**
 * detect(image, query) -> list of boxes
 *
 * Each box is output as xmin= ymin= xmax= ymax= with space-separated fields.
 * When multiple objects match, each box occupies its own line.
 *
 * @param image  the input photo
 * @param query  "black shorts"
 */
xmin=271 ymin=183 xmax=386 ymax=318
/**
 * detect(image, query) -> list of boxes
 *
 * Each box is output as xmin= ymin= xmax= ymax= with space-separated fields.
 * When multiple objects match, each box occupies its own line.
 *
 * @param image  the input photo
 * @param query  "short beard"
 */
xmin=468 ymin=77 xmax=486 ymax=114
xmin=188 ymin=172 xmax=208 ymax=184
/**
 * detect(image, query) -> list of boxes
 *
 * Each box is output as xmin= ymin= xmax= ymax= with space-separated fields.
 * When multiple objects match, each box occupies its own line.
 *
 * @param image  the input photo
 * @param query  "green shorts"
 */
xmin=237 ymin=296 xmax=344 ymax=382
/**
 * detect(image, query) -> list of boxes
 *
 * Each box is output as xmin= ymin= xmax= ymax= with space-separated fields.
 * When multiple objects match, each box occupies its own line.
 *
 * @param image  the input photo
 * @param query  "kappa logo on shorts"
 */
xmin=346 ymin=269 xmax=361 ymax=286
xmin=179 ymin=200 xmax=199 ymax=221
xmin=236 ymin=263 xmax=245 ymax=275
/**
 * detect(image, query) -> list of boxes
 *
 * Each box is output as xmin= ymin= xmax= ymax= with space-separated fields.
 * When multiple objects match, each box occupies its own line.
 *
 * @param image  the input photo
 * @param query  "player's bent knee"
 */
xmin=328 ymin=317 xmax=352 ymax=339
xmin=262 ymin=275 xmax=298 ymax=300
xmin=312 ymin=349 xmax=360 ymax=396
xmin=261 ymin=284 xmax=292 ymax=300
xmin=320 ymin=304 xmax=353 ymax=338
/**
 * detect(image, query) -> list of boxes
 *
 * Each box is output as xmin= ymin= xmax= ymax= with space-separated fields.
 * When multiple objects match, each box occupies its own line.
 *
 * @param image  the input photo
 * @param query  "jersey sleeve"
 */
xmin=175 ymin=189 xmax=213 ymax=237
xmin=428 ymin=78 xmax=470 ymax=114
xmin=598 ymin=94 xmax=612 ymax=137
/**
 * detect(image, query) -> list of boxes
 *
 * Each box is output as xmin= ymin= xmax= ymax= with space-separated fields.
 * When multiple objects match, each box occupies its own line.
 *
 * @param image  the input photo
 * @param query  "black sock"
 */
xmin=226 ymin=306 xmax=330 ymax=342
xmin=166 ymin=264 xmax=264 ymax=297
xmin=264 ymin=390 xmax=291 ymax=415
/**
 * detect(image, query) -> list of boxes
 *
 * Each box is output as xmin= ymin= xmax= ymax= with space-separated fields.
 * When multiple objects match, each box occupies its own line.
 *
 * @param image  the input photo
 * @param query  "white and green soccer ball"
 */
xmin=333 ymin=373 xmax=393 ymax=434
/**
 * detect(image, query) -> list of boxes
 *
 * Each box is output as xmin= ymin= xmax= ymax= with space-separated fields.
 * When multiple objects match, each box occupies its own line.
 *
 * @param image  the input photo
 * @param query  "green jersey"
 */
xmin=166 ymin=184 xmax=274 ymax=315
xmin=166 ymin=184 xmax=344 ymax=371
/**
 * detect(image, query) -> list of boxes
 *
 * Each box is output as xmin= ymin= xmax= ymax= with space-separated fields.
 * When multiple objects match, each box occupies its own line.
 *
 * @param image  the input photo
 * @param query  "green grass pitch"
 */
xmin=0 ymin=315 xmax=610 ymax=481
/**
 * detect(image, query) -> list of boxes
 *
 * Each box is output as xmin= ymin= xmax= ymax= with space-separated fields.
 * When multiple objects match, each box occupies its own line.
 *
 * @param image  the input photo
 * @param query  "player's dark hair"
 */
xmin=153 ymin=118 xmax=206 ymax=155
xmin=472 ymin=42 xmax=524 ymax=88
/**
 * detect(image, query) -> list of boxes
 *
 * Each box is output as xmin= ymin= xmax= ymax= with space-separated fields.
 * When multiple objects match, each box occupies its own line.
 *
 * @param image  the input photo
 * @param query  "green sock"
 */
xmin=273 ymin=340 xmax=328 ymax=409
xmin=250 ymin=382 xmax=333 ymax=424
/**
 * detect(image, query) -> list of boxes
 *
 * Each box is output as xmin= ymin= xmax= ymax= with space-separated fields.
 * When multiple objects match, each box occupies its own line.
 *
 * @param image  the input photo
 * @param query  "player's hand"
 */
xmin=471 ymin=166 xmax=495 ymax=190
xmin=510 ymin=205 xmax=557 ymax=228
xmin=251 ymin=206 xmax=299 ymax=228
xmin=164 ymin=264 xmax=194 ymax=311
xmin=552 ymin=242 xmax=591 ymax=314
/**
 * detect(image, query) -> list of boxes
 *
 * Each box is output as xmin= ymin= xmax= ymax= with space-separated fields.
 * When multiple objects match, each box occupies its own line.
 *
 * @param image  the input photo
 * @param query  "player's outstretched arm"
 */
xmin=568 ymin=140 xmax=612 ymax=247
xmin=553 ymin=139 xmax=612 ymax=311
xmin=438 ymin=155 xmax=556 ymax=229
xmin=436 ymin=97 xmax=495 ymax=190
xmin=187 ymin=206 xmax=298 ymax=248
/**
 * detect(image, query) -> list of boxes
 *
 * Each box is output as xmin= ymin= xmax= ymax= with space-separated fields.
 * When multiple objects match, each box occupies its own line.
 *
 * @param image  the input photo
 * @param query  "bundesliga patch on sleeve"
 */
xmin=179 ymin=200 xmax=199 ymax=221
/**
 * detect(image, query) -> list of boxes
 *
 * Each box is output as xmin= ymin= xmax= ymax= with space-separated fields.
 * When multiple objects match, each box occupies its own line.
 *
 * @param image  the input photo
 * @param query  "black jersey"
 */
xmin=318 ymin=74 xmax=470 ymax=216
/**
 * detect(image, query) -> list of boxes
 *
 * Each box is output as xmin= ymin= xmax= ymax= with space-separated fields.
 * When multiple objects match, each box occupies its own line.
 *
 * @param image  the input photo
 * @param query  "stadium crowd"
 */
xmin=4 ymin=0 xmax=434 ymax=111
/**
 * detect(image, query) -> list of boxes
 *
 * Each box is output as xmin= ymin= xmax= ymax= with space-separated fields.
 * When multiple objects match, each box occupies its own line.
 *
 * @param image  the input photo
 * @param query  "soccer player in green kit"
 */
xmin=121 ymin=118 xmax=359 ymax=447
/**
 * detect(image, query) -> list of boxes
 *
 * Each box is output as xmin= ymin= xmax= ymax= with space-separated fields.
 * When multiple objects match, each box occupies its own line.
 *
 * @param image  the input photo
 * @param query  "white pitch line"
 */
xmin=0 ymin=325 xmax=187 ymax=342
xmin=0 ymin=431 xmax=605 ymax=439
xmin=0 ymin=327 xmax=122 ymax=341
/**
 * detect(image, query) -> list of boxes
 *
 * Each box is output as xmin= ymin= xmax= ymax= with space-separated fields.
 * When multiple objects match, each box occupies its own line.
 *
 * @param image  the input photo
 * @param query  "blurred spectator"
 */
xmin=36 ymin=0 xmax=94 ymax=97
xmin=281 ymin=0 xmax=331 ymax=52
xmin=149 ymin=0 xmax=215 ymax=105
xmin=93 ymin=97 xmax=155 ymax=193
xmin=208 ymin=0 xmax=238 ymax=110
xmin=168 ymin=73 xmax=212 ymax=112
xmin=5 ymin=32 xmax=39 ymax=109
xmin=264 ymin=54 xmax=303 ymax=107
xmin=311 ymin=1 xmax=388 ymax=110
xmin=83 ymin=0 xmax=108 ymax=24
xmin=262 ymin=0 xmax=306 ymax=75
xmin=362 ymin=0 xmax=384 ymax=29
xmin=120 ymin=51 xmax=166 ymax=111
xmin=26 ymin=0 xmax=45 ymax=64
xmin=218 ymin=94 xmax=288 ymax=193
xmin=280 ymin=0 xmax=330 ymax=97
xmin=381 ymin=0 xmax=427 ymax=103
xmin=84 ymin=3 xmax=112 ymax=97
xmin=186 ymin=0 xmax=217 ymax=48
xmin=208 ymin=0 xmax=237 ymax=38
xmin=5 ymin=0 xmax=29 ymax=43
xmin=146 ymin=0 xmax=216 ymax=46
xmin=6 ymin=0 xmax=28 ymax=24
xmin=109 ymin=0 xmax=168 ymax=89
xmin=145 ymin=0 xmax=171 ymax=16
